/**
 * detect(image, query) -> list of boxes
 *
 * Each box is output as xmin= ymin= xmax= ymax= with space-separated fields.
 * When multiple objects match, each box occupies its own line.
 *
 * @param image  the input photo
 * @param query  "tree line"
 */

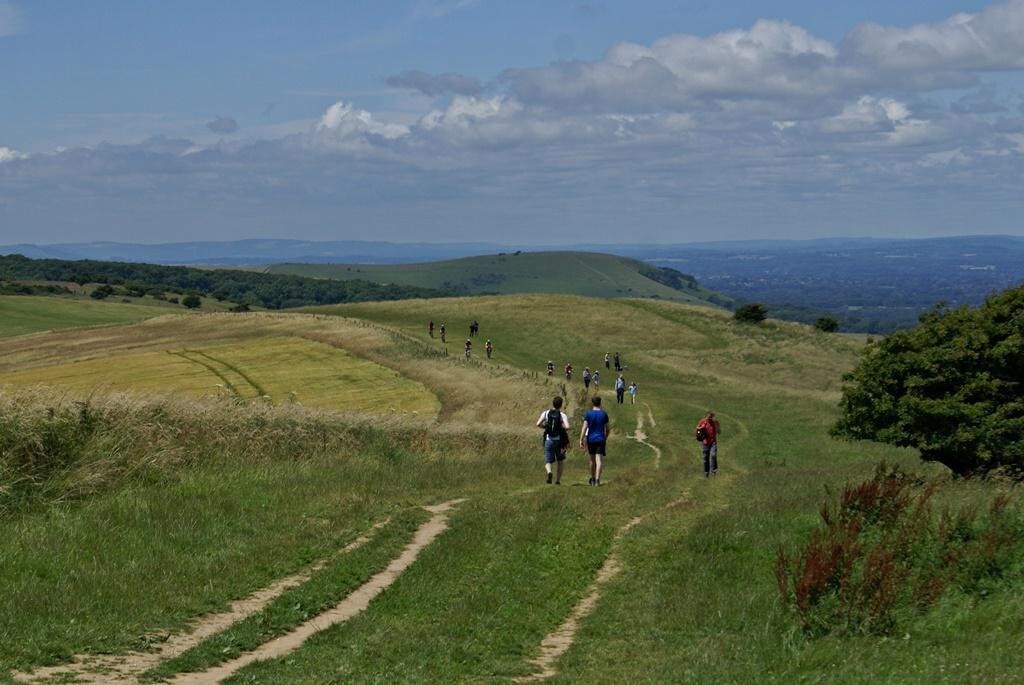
xmin=0 ymin=254 xmax=447 ymax=309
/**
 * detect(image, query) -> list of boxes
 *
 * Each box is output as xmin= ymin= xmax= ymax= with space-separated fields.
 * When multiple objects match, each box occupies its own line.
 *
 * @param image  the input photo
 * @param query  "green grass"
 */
xmin=140 ymin=507 xmax=429 ymax=681
xmin=2 ymin=293 xmax=1021 ymax=684
xmin=0 ymin=295 xmax=174 ymax=338
xmin=268 ymin=251 xmax=726 ymax=306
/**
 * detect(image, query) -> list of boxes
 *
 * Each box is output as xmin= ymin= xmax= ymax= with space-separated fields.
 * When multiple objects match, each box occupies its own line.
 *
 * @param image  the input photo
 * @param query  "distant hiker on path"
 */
xmin=696 ymin=411 xmax=721 ymax=477
xmin=628 ymin=381 xmax=638 ymax=404
xmin=464 ymin=338 xmax=472 ymax=359
xmin=613 ymin=352 xmax=621 ymax=371
xmin=440 ymin=323 xmax=446 ymax=343
xmin=615 ymin=374 xmax=626 ymax=404
xmin=581 ymin=396 xmax=610 ymax=486
xmin=485 ymin=339 xmax=494 ymax=359
xmin=583 ymin=367 xmax=592 ymax=390
xmin=429 ymin=321 xmax=434 ymax=338
xmin=592 ymin=370 xmax=600 ymax=391
xmin=546 ymin=360 xmax=555 ymax=376
xmin=537 ymin=396 xmax=571 ymax=484
xmin=604 ymin=352 xmax=610 ymax=369
xmin=565 ymin=363 xmax=574 ymax=381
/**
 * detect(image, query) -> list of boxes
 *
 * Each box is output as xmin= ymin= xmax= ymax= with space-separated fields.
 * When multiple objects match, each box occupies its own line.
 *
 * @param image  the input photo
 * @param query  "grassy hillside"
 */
xmin=267 ymin=251 xmax=730 ymax=307
xmin=1 ymin=295 xmax=1021 ymax=684
xmin=0 ymin=294 xmax=176 ymax=338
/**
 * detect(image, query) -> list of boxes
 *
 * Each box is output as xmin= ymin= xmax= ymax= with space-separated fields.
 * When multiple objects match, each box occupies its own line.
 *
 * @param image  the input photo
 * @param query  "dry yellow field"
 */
xmin=0 ymin=326 xmax=440 ymax=416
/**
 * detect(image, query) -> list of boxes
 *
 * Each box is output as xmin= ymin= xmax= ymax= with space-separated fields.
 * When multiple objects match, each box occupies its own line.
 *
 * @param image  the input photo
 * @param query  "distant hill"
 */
xmin=0 ymin=254 xmax=445 ymax=310
xmin=266 ymin=251 xmax=730 ymax=307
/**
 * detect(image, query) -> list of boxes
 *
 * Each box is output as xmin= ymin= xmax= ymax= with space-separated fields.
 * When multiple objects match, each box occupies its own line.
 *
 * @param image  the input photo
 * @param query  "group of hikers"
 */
xmin=548 ymin=354 xmax=638 ymax=405
xmin=537 ymin=396 xmax=721 ymax=485
xmin=425 ymin=318 xmax=720 ymax=483
xmin=428 ymin=319 xmax=493 ymax=359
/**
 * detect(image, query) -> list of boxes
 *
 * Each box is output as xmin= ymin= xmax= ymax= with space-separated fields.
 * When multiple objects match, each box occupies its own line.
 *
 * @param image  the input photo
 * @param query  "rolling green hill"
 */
xmin=0 ymin=295 xmax=176 ymax=338
xmin=266 ymin=251 xmax=731 ymax=307
xmin=2 ymin=293 xmax=1021 ymax=684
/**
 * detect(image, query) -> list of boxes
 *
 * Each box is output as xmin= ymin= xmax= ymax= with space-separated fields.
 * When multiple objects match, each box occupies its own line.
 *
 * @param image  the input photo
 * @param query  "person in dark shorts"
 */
xmin=615 ymin=374 xmax=626 ymax=404
xmin=696 ymin=411 xmax=721 ymax=477
xmin=583 ymin=367 xmax=591 ymax=389
xmin=537 ymin=396 xmax=571 ymax=484
xmin=428 ymin=321 xmax=434 ymax=337
xmin=580 ymin=396 xmax=610 ymax=486
xmin=613 ymin=351 xmax=621 ymax=371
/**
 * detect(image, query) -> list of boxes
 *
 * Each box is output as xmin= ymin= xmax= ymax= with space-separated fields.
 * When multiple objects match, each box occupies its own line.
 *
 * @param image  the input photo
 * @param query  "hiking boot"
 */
xmin=588 ymin=477 xmax=594 ymax=486
xmin=595 ymin=479 xmax=601 ymax=486
xmin=555 ymin=480 xmax=561 ymax=485
xmin=546 ymin=473 xmax=553 ymax=484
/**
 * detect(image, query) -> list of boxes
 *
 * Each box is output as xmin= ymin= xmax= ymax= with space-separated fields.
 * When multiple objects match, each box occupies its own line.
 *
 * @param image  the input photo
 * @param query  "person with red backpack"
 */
xmin=696 ymin=411 xmax=720 ymax=477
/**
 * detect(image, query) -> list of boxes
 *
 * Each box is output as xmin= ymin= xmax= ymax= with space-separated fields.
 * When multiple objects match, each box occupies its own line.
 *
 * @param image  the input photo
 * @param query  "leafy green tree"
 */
xmin=833 ymin=285 xmax=1024 ymax=476
xmin=90 ymin=284 xmax=114 ymax=300
xmin=814 ymin=316 xmax=839 ymax=332
xmin=181 ymin=293 xmax=202 ymax=309
xmin=734 ymin=303 xmax=768 ymax=323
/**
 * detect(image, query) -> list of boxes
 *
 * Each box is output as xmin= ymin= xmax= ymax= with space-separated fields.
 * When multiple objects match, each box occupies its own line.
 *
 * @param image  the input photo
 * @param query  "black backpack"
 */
xmin=695 ymin=426 xmax=708 ymax=442
xmin=545 ymin=409 xmax=563 ymax=439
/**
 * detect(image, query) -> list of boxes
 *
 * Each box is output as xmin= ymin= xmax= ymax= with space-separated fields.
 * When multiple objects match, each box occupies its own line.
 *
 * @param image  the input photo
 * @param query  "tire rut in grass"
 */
xmin=167 ymin=498 xmax=465 ymax=685
xmin=12 ymin=518 xmax=392 ymax=685
xmin=515 ymin=492 xmax=694 ymax=683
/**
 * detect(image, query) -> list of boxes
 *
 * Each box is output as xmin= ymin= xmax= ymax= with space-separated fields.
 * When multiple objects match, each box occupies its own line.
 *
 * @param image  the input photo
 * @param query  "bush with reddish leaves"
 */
xmin=775 ymin=463 xmax=1021 ymax=636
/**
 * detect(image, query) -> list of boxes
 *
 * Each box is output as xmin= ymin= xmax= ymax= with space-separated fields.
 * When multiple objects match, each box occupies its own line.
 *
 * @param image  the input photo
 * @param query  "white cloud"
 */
xmin=842 ymin=0 xmax=1024 ymax=76
xmin=314 ymin=101 xmax=409 ymax=141
xmin=0 ymin=146 xmax=27 ymax=162
xmin=821 ymin=96 xmax=909 ymax=133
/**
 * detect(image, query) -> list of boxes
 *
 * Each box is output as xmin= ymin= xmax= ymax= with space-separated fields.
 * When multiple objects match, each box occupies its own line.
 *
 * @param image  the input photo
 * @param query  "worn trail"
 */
xmin=169 ymin=499 xmax=464 ymax=685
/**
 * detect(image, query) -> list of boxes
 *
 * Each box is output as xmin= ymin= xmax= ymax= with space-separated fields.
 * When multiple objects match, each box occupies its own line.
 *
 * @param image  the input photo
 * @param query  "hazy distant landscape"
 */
xmin=7 ymin=235 xmax=1020 ymax=333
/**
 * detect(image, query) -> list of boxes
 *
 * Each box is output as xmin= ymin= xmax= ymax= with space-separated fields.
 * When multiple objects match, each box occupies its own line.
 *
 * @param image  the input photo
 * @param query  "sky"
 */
xmin=1 ymin=0 xmax=1023 ymax=246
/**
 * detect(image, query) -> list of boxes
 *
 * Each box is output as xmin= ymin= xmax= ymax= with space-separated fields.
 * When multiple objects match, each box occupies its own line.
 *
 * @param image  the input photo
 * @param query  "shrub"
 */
xmin=775 ymin=463 xmax=1021 ymax=636
xmin=90 ymin=284 xmax=115 ymax=300
xmin=833 ymin=285 xmax=1024 ymax=476
xmin=814 ymin=316 xmax=839 ymax=332
xmin=734 ymin=303 xmax=768 ymax=324
xmin=181 ymin=293 xmax=202 ymax=309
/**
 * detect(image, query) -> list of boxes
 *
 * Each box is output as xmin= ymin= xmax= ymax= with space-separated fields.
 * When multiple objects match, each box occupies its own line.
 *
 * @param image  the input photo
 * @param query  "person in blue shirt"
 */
xmin=579 ymin=396 xmax=611 ymax=486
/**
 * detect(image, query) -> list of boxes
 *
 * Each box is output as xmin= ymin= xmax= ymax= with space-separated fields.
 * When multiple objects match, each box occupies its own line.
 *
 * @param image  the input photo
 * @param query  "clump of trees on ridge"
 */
xmin=0 ymin=254 xmax=447 ymax=310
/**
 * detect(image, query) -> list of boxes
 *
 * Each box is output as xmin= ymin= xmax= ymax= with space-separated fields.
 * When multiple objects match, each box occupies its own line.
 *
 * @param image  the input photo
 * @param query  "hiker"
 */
xmin=592 ymin=370 xmax=600 ymax=391
xmin=485 ymin=339 xmax=494 ymax=359
xmin=696 ymin=411 xmax=721 ymax=477
xmin=583 ymin=367 xmax=591 ymax=389
xmin=615 ymin=374 xmax=626 ymax=404
xmin=628 ymin=381 xmax=638 ymax=404
xmin=604 ymin=352 xmax=610 ymax=369
xmin=429 ymin=320 xmax=434 ymax=338
xmin=537 ymin=396 xmax=570 ymax=484
xmin=580 ymin=396 xmax=610 ymax=486
xmin=565 ymin=363 xmax=574 ymax=381
xmin=464 ymin=338 xmax=472 ymax=359
xmin=614 ymin=352 xmax=621 ymax=371
xmin=473 ymin=320 xmax=479 ymax=336
xmin=440 ymin=323 xmax=446 ymax=343
xmin=546 ymin=360 xmax=555 ymax=376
